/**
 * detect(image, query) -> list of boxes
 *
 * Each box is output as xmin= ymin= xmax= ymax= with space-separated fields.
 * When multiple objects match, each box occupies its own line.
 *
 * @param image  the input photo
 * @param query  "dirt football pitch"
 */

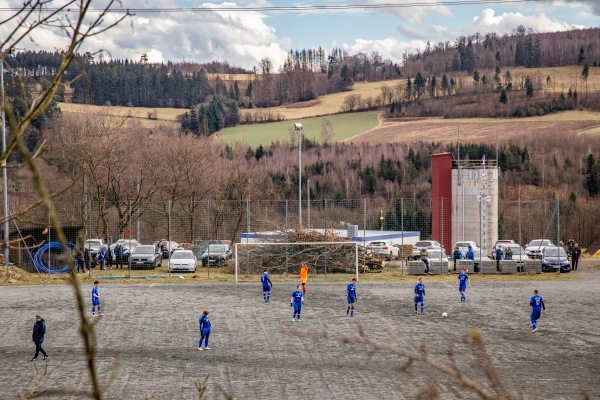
xmin=1 ymin=265 xmax=599 ymax=399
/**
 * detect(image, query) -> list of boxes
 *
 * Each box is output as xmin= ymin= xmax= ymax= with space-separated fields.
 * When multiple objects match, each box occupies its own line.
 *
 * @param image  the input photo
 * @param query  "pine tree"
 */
xmin=499 ymin=89 xmax=508 ymax=104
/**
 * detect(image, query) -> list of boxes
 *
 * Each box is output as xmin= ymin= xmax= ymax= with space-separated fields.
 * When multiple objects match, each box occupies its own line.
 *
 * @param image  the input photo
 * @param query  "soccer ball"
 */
xmin=442 ymin=312 xmax=448 ymax=317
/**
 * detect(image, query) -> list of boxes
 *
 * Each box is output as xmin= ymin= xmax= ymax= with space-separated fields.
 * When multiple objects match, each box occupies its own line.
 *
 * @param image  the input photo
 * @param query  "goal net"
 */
xmin=234 ymin=241 xmax=359 ymax=283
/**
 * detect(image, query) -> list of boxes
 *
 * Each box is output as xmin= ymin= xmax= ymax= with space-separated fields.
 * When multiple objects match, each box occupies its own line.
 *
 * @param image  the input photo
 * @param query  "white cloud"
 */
xmin=345 ymin=37 xmax=428 ymax=63
xmin=470 ymin=8 xmax=586 ymax=34
xmin=346 ymin=0 xmax=452 ymax=24
xmin=0 ymin=1 xmax=290 ymax=70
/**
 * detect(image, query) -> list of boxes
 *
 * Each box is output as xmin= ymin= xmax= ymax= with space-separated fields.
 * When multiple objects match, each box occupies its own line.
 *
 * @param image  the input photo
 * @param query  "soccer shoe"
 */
xmin=98 ymin=312 xmax=104 ymax=316
xmin=30 ymin=358 xmax=36 ymax=362
xmin=297 ymin=319 xmax=302 ymax=322
xmin=204 ymin=347 xmax=211 ymax=350
xmin=43 ymin=355 xmax=48 ymax=360
xmin=198 ymin=347 xmax=203 ymax=351
xmin=531 ymin=328 xmax=538 ymax=333
xmin=415 ymin=310 xmax=418 ymax=314
xmin=292 ymin=318 xmax=296 ymax=321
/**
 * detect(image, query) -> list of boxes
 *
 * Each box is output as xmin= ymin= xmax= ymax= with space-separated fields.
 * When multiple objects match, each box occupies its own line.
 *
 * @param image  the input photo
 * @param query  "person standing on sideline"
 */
xmin=457 ymin=268 xmax=471 ymax=302
xmin=451 ymin=246 xmax=462 ymax=272
xmin=414 ymin=278 xmax=425 ymax=314
xmin=530 ymin=289 xmax=546 ymax=333
xmin=261 ymin=269 xmax=273 ymax=302
xmin=466 ymin=246 xmax=474 ymax=261
xmin=571 ymin=243 xmax=581 ymax=271
xmin=113 ymin=243 xmax=124 ymax=270
xmin=31 ymin=315 xmax=48 ymax=361
xmin=97 ymin=245 xmax=107 ymax=270
xmin=346 ymin=278 xmax=357 ymax=316
xmin=291 ymin=285 xmax=304 ymax=321
xmin=494 ymin=246 xmax=504 ymax=271
xmin=198 ymin=310 xmax=211 ymax=350
xmin=505 ymin=246 xmax=513 ymax=260
xmin=420 ymin=248 xmax=430 ymax=274
xmin=92 ymin=281 xmax=103 ymax=316
xmin=299 ymin=263 xmax=309 ymax=294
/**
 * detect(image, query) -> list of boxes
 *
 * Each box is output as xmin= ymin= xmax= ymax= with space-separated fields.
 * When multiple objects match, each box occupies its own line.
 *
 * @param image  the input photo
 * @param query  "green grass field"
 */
xmin=217 ymin=111 xmax=380 ymax=147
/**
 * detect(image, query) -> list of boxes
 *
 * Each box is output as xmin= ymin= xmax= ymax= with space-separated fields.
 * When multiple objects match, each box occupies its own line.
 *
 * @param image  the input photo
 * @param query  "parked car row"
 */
xmin=367 ymin=237 xmax=570 ymax=273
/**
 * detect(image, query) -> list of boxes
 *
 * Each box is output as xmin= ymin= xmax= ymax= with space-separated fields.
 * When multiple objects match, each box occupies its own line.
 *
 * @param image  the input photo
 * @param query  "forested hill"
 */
xmin=402 ymin=27 xmax=600 ymax=76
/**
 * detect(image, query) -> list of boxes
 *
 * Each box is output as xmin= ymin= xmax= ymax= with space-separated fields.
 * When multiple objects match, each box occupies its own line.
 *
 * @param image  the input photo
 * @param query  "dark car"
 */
xmin=129 ymin=245 xmax=162 ymax=269
xmin=201 ymin=244 xmax=233 ymax=266
xmin=541 ymin=246 xmax=570 ymax=273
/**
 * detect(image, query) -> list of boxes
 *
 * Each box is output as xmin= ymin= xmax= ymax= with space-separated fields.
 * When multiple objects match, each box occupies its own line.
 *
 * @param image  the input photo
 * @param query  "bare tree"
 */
xmin=1 ymin=2 xmax=131 ymax=399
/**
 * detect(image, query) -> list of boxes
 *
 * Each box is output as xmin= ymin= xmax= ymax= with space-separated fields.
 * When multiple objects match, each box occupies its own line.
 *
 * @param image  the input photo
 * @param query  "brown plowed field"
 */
xmin=344 ymin=111 xmax=600 ymax=144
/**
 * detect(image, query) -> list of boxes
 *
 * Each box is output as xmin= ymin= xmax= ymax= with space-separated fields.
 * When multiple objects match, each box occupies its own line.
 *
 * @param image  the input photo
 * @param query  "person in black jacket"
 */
xmin=571 ymin=243 xmax=582 ymax=271
xmin=31 ymin=315 xmax=48 ymax=361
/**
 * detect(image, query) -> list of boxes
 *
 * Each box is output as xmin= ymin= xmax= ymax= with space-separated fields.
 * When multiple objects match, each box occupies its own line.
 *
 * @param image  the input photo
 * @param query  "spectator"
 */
xmin=97 ymin=245 xmax=107 ymax=270
xmin=505 ymin=246 xmax=513 ymax=260
xmin=451 ymin=246 xmax=462 ymax=272
xmin=571 ymin=243 xmax=581 ymax=271
xmin=156 ymin=240 xmax=163 ymax=254
xmin=105 ymin=245 xmax=114 ymax=268
xmin=466 ymin=246 xmax=474 ymax=261
xmin=567 ymin=237 xmax=575 ymax=254
xmin=113 ymin=243 xmax=124 ymax=270
xmin=75 ymin=249 xmax=86 ymax=273
xmin=495 ymin=246 xmax=504 ymax=271
xmin=420 ymin=248 xmax=430 ymax=274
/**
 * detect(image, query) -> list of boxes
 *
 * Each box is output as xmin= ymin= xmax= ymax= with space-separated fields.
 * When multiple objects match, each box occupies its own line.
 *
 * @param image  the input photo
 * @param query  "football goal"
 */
xmin=234 ymin=241 xmax=359 ymax=283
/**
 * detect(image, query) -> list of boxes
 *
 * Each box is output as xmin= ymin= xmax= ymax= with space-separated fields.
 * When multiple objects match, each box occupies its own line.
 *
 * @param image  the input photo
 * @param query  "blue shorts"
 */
xmin=201 ymin=329 xmax=211 ymax=337
xmin=414 ymin=295 xmax=424 ymax=303
xmin=459 ymin=284 xmax=467 ymax=292
xmin=262 ymin=285 xmax=271 ymax=292
xmin=347 ymin=296 xmax=356 ymax=304
xmin=293 ymin=302 xmax=302 ymax=312
xmin=92 ymin=299 xmax=100 ymax=306
xmin=531 ymin=309 xmax=541 ymax=322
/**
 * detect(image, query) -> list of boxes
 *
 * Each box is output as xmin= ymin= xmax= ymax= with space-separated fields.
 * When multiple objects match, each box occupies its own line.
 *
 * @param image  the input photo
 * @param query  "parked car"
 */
xmin=525 ymin=239 xmax=554 ymax=259
xmin=201 ymin=244 xmax=233 ymax=266
xmin=154 ymin=240 xmax=183 ymax=259
xmin=541 ymin=246 xmax=570 ymax=273
xmin=366 ymin=240 xmax=399 ymax=260
xmin=425 ymin=248 xmax=450 ymax=272
xmin=84 ymin=238 xmax=107 ymax=259
xmin=494 ymin=239 xmax=516 ymax=248
xmin=129 ymin=245 xmax=162 ymax=269
xmin=168 ymin=250 xmax=197 ymax=272
xmin=454 ymin=241 xmax=479 ymax=256
xmin=411 ymin=240 xmax=443 ymax=260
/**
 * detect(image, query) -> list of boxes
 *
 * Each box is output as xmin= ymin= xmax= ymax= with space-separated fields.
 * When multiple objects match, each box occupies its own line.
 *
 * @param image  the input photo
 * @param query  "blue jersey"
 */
xmin=261 ymin=272 xmax=271 ymax=288
xmin=530 ymin=295 xmax=544 ymax=311
xmin=347 ymin=283 xmax=356 ymax=300
xmin=199 ymin=315 xmax=211 ymax=333
xmin=92 ymin=286 xmax=100 ymax=304
xmin=414 ymin=283 xmax=425 ymax=296
xmin=458 ymin=273 xmax=469 ymax=286
xmin=291 ymin=290 xmax=303 ymax=304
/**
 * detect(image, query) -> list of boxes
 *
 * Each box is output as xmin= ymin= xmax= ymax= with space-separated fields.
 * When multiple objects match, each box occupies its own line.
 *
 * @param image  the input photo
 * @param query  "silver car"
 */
xmin=525 ymin=239 xmax=553 ymax=259
xmin=168 ymin=250 xmax=197 ymax=272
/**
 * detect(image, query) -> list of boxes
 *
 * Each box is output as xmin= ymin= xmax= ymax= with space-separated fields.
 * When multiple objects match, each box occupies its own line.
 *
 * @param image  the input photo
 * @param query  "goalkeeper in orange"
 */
xmin=299 ymin=262 xmax=309 ymax=294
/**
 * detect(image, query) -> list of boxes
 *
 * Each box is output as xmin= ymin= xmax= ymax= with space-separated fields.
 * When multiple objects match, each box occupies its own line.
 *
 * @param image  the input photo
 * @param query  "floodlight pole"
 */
xmin=295 ymin=123 xmax=303 ymax=226
xmin=1 ymin=53 xmax=9 ymax=269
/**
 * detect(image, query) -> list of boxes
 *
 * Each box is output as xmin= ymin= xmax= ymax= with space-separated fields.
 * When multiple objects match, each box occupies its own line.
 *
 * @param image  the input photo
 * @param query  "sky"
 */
xmin=2 ymin=0 xmax=600 ymax=70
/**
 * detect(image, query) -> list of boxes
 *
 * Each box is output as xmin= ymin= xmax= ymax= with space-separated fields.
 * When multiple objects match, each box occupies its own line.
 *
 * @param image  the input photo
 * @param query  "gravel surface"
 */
xmin=1 ymin=265 xmax=599 ymax=399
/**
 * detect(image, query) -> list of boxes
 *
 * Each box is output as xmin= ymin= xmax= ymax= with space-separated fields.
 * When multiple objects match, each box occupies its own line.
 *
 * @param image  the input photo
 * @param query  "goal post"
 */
xmin=234 ymin=241 xmax=359 ymax=283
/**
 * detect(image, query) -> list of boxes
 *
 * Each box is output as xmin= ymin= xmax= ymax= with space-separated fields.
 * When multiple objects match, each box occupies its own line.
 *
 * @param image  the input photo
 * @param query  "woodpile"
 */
xmin=236 ymin=228 xmax=378 ymax=274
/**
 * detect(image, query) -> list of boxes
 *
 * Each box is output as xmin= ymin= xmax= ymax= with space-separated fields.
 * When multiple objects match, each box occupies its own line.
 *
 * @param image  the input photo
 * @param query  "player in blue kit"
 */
xmin=261 ymin=269 xmax=273 ymax=302
xmin=457 ymin=269 xmax=471 ymax=302
xmin=529 ymin=289 xmax=546 ymax=333
xmin=198 ymin=310 xmax=211 ymax=350
xmin=291 ymin=285 xmax=304 ymax=321
xmin=91 ymin=281 xmax=103 ymax=316
xmin=346 ymin=278 xmax=357 ymax=316
xmin=414 ymin=277 xmax=425 ymax=314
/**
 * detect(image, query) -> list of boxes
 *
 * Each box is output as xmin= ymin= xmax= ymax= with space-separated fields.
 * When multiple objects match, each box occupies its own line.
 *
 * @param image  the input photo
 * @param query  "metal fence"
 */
xmin=10 ymin=196 xmax=563 ymax=252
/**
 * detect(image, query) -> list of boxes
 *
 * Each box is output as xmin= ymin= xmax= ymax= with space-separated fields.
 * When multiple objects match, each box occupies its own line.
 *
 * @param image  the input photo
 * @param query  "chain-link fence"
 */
xmin=7 ymin=195 xmax=567 ymax=271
